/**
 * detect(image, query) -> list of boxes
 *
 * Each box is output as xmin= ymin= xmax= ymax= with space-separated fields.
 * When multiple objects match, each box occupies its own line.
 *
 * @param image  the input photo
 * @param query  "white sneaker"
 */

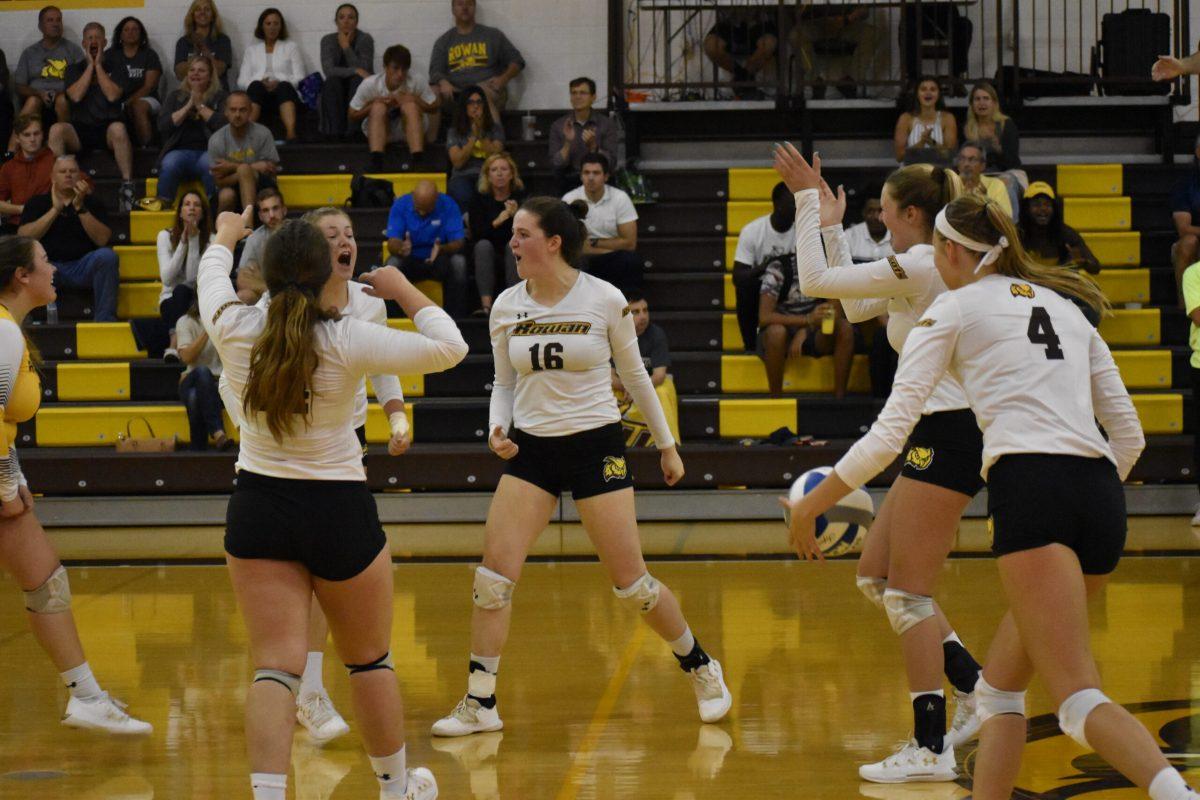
xmin=858 ymin=740 xmax=957 ymax=783
xmin=61 ymin=693 xmax=152 ymax=735
xmin=297 ymin=691 xmax=350 ymax=744
xmin=431 ymin=696 xmax=503 ymax=737
xmin=688 ymin=659 xmax=732 ymax=723
xmin=1191 ymin=507 xmax=1200 ymax=527
xmin=394 ymin=766 xmax=438 ymax=800
xmin=944 ymin=690 xmax=980 ymax=750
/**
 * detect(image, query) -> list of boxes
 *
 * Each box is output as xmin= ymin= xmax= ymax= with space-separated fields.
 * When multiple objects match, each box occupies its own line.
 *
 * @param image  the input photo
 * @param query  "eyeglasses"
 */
xmin=466 ymin=98 xmax=485 ymax=106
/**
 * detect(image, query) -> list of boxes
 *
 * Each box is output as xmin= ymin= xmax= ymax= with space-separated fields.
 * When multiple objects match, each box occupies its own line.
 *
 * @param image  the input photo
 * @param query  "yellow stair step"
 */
xmin=1063 ymin=197 xmax=1130 ymax=232
xmin=1056 ymin=164 xmax=1122 ymax=197
xmin=1112 ymin=350 xmax=1171 ymax=389
xmin=1099 ymin=308 xmax=1160 ymax=346
xmin=725 ymin=236 xmax=738 ymax=270
xmin=1093 ymin=269 xmax=1149 ymax=304
xmin=142 ymin=173 xmax=446 ymax=211
xmin=727 ymin=201 xmax=772 ymax=234
xmin=56 ymin=362 xmax=131 ymax=401
xmin=112 ymin=246 xmax=160 ymax=281
xmin=1082 ymin=232 xmax=1140 ymax=267
xmin=117 ymin=282 xmax=162 ymax=318
xmin=76 ymin=322 xmax=146 ymax=359
xmin=129 ymin=212 xmax=173 ymax=244
xmin=728 ymin=168 xmax=778 ymax=201
xmin=364 ymin=402 xmax=414 ymax=442
xmin=722 ymin=313 xmax=744 ymax=351
xmin=720 ymin=354 xmax=871 ymax=394
xmin=1130 ymin=393 xmax=1182 ymax=435
xmin=717 ymin=398 xmax=796 ymax=438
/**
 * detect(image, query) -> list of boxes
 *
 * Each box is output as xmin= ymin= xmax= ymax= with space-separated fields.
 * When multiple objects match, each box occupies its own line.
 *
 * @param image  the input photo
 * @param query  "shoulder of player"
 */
xmin=344 ymin=281 xmax=385 ymax=316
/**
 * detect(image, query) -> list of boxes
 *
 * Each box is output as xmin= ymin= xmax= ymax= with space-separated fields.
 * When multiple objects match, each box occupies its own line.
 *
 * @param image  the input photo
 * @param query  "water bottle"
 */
xmin=45 ymin=301 xmax=58 ymax=325
xmin=521 ymin=112 xmax=536 ymax=142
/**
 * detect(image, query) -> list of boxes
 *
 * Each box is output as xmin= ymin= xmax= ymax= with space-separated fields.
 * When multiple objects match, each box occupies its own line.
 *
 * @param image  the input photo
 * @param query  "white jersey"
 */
xmin=836 ymin=274 xmax=1145 ymax=489
xmin=488 ymin=271 xmax=675 ymax=446
xmin=198 ymin=244 xmax=467 ymax=481
xmin=792 ymin=188 xmax=968 ymax=414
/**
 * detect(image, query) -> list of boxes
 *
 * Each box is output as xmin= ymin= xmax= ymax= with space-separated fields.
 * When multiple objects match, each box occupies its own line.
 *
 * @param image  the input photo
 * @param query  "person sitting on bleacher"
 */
xmin=173 ymin=0 xmax=232 ymax=92
xmin=428 ymin=0 xmax=525 ymax=135
xmin=208 ymin=91 xmax=279 ymax=214
xmin=702 ymin=8 xmax=777 ymax=99
xmin=965 ymin=81 xmax=1024 ymax=214
xmin=1171 ymin=133 xmax=1200 ymax=309
xmin=11 ymin=6 xmax=82 ymax=153
xmin=18 ymin=154 xmax=118 ymax=321
xmin=845 ymin=194 xmax=893 ymax=262
xmin=0 ymin=114 xmax=54 ymax=235
xmin=176 ymin=300 xmax=230 ymax=451
xmin=106 ymin=17 xmax=162 ymax=149
xmin=548 ymin=76 xmax=618 ymax=195
xmin=955 ymin=140 xmax=1012 ymax=219
xmin=158 ymin=189 xmax=211 ymax=362
xmin=348 ymin=44 xmax=437 ymax=173
xmin=319 ymin=3 xmax=374 ymax=140
xmin=1018 ymin=181 xmax=1099 ymax=274
xmin=385 ymin=179 xmax=468 ymax=318
xmin=445 ymin=85 xmax=505 ymax=209
xmin=732 ymin=181 xmax=794 ymax=353
xmin=469 ymin=152 xmax=526 ymax=316
xmin=237 ymin=8 xmax=306 ymax=146
xmin=562 ymin=153 xmax=642 ymax=293
xmin=613 ymin=289 xmax=681 ymax=448
xmin=153 ymin=54 xmax=225 ymax=210
xmin=49 ymin=22 xmax=136 ymax=212
xmin=893 ymin=77 xmax=956 ymax=165
xmin=235 ymin=186 xmax=286 ymax=305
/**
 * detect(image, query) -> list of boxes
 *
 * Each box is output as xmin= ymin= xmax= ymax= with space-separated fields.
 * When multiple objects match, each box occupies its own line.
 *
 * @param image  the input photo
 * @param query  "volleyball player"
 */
xmin=784 ymin=192 xmax=1198 ymax=800
xmin=431 ymin=197 xmax=731 ymax=737
xmin=199 ymin=208 xmax=467 ymax=800
xmin=0 ymin=236 xmax=152 ymax=735
xmin=774 ymin=142 xmax=984 ymax=782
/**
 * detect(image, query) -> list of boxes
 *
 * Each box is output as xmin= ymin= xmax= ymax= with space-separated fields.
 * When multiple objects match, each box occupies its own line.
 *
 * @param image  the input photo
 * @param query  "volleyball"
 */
xmin=783 ymin=467 xmax=874 ymax=556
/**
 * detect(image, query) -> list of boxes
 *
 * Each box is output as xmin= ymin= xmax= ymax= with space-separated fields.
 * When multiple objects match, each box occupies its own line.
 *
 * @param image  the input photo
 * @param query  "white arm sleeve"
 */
xmin=157 ymin=230 xmax=188 ymax=288
xmin=197 ymin=244 xmax=241 ymax=341
xmin=609 ymin=296 xmax=676 ymax=449
xmin=794 ymin=189 xmax=929 ymax=301
xmin=0 ymin=321 xmax=27 ymax=501
xmin=488 ymin=321 xmax=516 ymax=435
xmin=835 ymin=295 xmax=960 ymax=488
xmin=1088 ymin=328 xmax=1145 ymax=481
xmin=345 ymin=305 xmax=467 ymax=378
xmin=820 ymin=224 xmax=890 ymax=322
xmin=364 ymin=297 xmax=405 ymax=409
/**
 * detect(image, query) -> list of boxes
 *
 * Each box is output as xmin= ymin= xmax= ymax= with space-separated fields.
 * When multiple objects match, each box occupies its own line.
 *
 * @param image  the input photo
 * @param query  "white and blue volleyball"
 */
xmin=783 ymin=466 xmax=873 ymax=556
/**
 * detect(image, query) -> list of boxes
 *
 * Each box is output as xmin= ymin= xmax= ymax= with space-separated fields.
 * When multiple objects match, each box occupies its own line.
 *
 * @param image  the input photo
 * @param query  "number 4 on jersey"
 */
xmin=529 ymin=342 xmax=564 ymax=371
xmin=1027 ymin=307 xmax=1064 ymax=360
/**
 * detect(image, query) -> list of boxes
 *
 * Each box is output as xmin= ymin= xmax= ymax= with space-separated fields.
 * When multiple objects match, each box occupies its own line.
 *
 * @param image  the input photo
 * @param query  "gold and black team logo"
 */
xmin=1010 ymin=282 xmax=1036 ymax=299
xmin=904 ymin=446 xmax=934 ymax=470
xmin=915 ymin=317 xmax=936 ymax=328
xmin=601 ymin=455 xmax=628 ymax=482
xmin=511 ymin=321 xmax=592 ymax=336
xmin=887 ymin=255 xmax=908 ymax=280
xmin=621 ymin=305 xmax=632 ymax=317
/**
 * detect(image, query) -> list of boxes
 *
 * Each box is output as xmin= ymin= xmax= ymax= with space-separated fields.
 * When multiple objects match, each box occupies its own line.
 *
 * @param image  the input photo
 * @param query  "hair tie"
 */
xmin=935 ymin=208 xmax=1008 ymax=274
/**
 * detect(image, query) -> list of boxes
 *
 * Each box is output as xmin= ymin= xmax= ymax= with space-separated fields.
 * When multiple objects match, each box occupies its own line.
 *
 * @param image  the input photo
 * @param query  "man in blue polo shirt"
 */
xmin=385 ymin=178 xmax=469 ymax=317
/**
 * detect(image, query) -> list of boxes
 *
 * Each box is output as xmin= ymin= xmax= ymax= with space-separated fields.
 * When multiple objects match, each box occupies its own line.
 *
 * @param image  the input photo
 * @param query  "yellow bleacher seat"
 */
xmin=1093 ymin=269 xmax=1149 ymax=304
xmin=718 ymin=398 xmax=796 ymax=438
xmin=723 ymin=274 xmax=735 ymax=310
xmin=75 ymin=323 xmax=145 ymax=359
xmin=725 ymin=236 xmax=738 ymax=270
xmin=1112 ymin=350 xmax=1171 ymax=389
xmin=728 ymin=168 xmax=777 ymax=201
xmin=720 ymin=354 xmax=871 ymax=394
xmin=130 ymin=212 xmax=173 ymax=244
xmin=728 ymin=201 xmax=771 ymax=234
xmin=722 ymin=313 xmax=744 ymax=351
xmin=142 ymin=174 xmax=445 ymax=210
xmin=1056 ymin=164 xmax=1122 ymax=197
xmin=117 ymin=282 xmax=162 ymax=318
xmin=1063 ymin=197 xmax=1130 ymax=232
xmin=56 ymin=363 xmax=131 ymax=401
xmin=1099 ymin=308 xmax=1160 ymax=346
xmin=113 ymin=246 xmax=160 ymax=280
xmin=1082 ymin=232 xmax=1139 ymax=267
xmin=1131 ymin=393 xmax=1182 ymax=434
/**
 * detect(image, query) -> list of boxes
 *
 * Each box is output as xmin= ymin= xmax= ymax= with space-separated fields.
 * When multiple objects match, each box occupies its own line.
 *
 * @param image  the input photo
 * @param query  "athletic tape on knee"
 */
xmin=613 ymin=572 xmax=661 ymax=614
xmin=856 ymin=576 xmax=886 ymax=610
xmin=1058 ymin=688 xmax=1111 ymax=750
xmin=473 ymin=565 xmax=516 ymax=610
xmin=346 ymin=651 xmax=394 ymax=676
xmin=974 ymin=676 xmax=1026 ymax=723
xmin=253 ymin=668 xmax=301 ymax=696
xmin=24 ymin=564 xmax=71 ymax=614
xmin=882 ymin=588 xmax=935 ymax=635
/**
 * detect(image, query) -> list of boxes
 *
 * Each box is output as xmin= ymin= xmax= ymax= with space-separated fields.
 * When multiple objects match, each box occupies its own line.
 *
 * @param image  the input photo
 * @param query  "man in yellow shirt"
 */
xmin=956 ymin=140 xmax=1013 ymax=219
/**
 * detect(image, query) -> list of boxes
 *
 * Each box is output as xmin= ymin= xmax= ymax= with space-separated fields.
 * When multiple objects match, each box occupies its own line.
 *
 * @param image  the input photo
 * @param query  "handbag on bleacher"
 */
xmin=115 ymin=417 xmax=177 ymax=453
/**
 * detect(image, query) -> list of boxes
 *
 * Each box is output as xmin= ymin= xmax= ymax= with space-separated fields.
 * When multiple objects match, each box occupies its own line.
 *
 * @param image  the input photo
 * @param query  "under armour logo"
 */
xmin=516 ymin=312 xmax=529 ymax=319
xmin=379 ymin=773 xmax=391 ymax=781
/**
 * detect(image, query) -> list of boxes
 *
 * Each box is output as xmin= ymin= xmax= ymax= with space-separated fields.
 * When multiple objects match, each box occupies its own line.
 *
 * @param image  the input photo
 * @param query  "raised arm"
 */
xmin=820 ymin=223 xmax=890 ymax=322
xmin=349 ymin=268 xmax=467 ymax=376
xmin=1088 ymin=328 xmax=1144 ymax=480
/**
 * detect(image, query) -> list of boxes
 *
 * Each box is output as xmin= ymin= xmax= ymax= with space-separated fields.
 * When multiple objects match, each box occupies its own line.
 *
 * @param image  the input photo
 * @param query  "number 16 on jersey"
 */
xmin=529 ymin=342 xmax=565 ymax=371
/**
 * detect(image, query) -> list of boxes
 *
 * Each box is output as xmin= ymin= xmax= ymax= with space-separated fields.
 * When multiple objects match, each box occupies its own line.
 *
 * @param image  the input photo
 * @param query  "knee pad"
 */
xmin=24 ymin=565 xmax=71 ymax=614
xmin=613 ymin=572 xmax=661 ymax=614
xmin=882 ymin=588 xmax=935 ymax=635
xmin=254 ymin=668 xmax=300 ymax=696
xmin=473 ymin=566 xmax=516 ymax=610
xmin=346 ymin=652 xmax=394 ymax=676
xmin=856 ymin=576 xmax=886 ymax=610
xmin=1058 ymin=688 xmax=1111 ymax=750
xmin=974 ymin=676 xmax=1026 ymax=724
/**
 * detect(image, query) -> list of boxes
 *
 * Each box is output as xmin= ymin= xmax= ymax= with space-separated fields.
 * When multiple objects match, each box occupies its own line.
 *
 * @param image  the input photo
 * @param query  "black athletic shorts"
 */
xmin=987 ymin=454 xmax=1126 ymax=575
xmin=505 ymin=422 xmax=635 ymax=499
xmin=75 ymin=121 xmax=113 ymax=153
xmin=224 ymin=470 xmax=387 ymax=581
xmin=899 ymin=409 xmax=985 ymax=497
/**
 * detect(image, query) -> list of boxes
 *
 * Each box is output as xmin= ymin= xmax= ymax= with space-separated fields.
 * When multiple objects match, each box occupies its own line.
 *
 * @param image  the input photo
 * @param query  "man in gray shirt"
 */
xmin=548 ymin=76 xmax=618 ymax=195
xmin=235 ymin=186 xmax=287 ymax=305
xmin=207 ymin=91 xmax=279 ymax=213
xmin=13 ymin=6 xmax=84 ymax=142
xmin=428 ymin=0 xmax=524 ymax=134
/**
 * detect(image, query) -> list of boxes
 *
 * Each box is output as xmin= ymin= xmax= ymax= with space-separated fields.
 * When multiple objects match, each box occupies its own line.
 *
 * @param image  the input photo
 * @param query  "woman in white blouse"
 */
xmin=158 ymin=190 xmax=211 ymax=361
xmin=238 ymin=7 xmax=306 ymax=144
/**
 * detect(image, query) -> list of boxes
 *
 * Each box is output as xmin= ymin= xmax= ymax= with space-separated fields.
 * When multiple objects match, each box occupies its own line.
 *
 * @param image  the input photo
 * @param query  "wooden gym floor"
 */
xmin=0 ymin=521 xmax=1196 ymax=799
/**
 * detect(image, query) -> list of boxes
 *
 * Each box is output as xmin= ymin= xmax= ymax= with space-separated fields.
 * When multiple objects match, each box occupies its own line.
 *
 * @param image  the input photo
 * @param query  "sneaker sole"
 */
xmin=858 ymin=769 xmax=958 ymax=784
xmin=430 ymin=719 xmax=503 ymax=738
xmin=699 ymin=692 xmax=732 ymax=724
xmin=61 ymin=716 xmax=152 ymax=735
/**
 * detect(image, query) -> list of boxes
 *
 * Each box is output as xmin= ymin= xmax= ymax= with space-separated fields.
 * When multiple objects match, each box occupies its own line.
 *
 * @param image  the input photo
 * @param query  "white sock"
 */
xmin=470 ymin=653 xmax=500 ymax=674
xmin=942 ymin=631 xmax=963 ymax=646
xmin=300 ymin=651 xmax=325 ymax=697
xmin=910 ymin=690 xmax=945 ymax=701
xmin=61 ymin=662 xmax=102 ymax=701
xmin=370 ymin=746 xmax=408 ymax=798
xmin=668 ymin=627 xmax=696 ymax=657
xmin=250 ymin=773 xmax=287 ymax=800
xmin=1149 ymin=767 xmax=1192 ymax=800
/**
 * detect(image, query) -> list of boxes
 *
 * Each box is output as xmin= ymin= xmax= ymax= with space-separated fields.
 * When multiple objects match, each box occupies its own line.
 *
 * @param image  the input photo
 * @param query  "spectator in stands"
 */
xmin=614 ymin=290 xmax=682 ymax=447
xmin=758 ymin=255 xmax=853 ymax=398
xmin=470 ymin=152 xmax=526 ymax=315
xmin=385 ymin=179 xmax=468 ymax=318
xmin=348 ymin=44 xmax=437 ymax=173
xmin=703 ymin=8 xmax=777 ymax=98
xmin=955 ymin=140 xmax=1012 ymax=219
xmin=732 ymin=181 xmax=794 ymax=352
xmin=1172 ymin=133 xmax=1200 ymax=309
xmin=235 ymin=186 xmax=286 ymax=304
xmin=154 ymin=54 xmax=226 ymax=209
xmin=549 ymin=76 xmax=618 ymax=195
xmin=158 ymin=190 xmax=211 ymax=361
xmin=106 ymin=17 xmax=161 ymax=148
xmin=428 ymin=0 xmax=525 ymax=132
xmin=208 ymin=91 xmax=279 ymax=214
xmin=791 ymin=5 xmax=880 ymax=99
xmin=893 ymin=77 xmax=956 ymax=165
xmin=18 ymin=154 xmax=118 ymax=321
xmin=49 ymin=22 xmax=136 ymax=212
xmin=0 ymin=115 xmax=54 ymax=235
xmin=845 ymin=194 xmax=893 ymax=262
xmin=12 ymin=6 xmax=83 ymax=149
xmin=0 ymin=50 xmax=14 ymax=153
xmin=237 ymin=8 xmax=305 ymax=145
xmin=173 ymin=0 xmax=232 ymax=91
xmin=563 ymin=153 xmax=642 ymax=293
xmin=965 ymin=81 xmax=1024 ymax=214
xmin=1181 ymin=260 xmax=1200 ymax=524
xmin=901 ymin=2 xmax=972 ymax=83
xmin=319 ymin=3 xmax=374 ymax=140
xmin=445 ymin=85 xmax=504 ymax=208
xmin=176 ymin=300 xmax=230 ymax=451
xmin=1019 ymin=181 xmax=1099 ymax=274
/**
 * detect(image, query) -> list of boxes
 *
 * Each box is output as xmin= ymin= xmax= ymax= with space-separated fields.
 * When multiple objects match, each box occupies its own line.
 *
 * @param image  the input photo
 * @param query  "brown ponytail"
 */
xmin=884 ymin=163 xmax=963 ymax=236
xmin=0 ymin=236 xmax=44 ymax=369
xmin=241 ymin=220 xmax=339 ymax=442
